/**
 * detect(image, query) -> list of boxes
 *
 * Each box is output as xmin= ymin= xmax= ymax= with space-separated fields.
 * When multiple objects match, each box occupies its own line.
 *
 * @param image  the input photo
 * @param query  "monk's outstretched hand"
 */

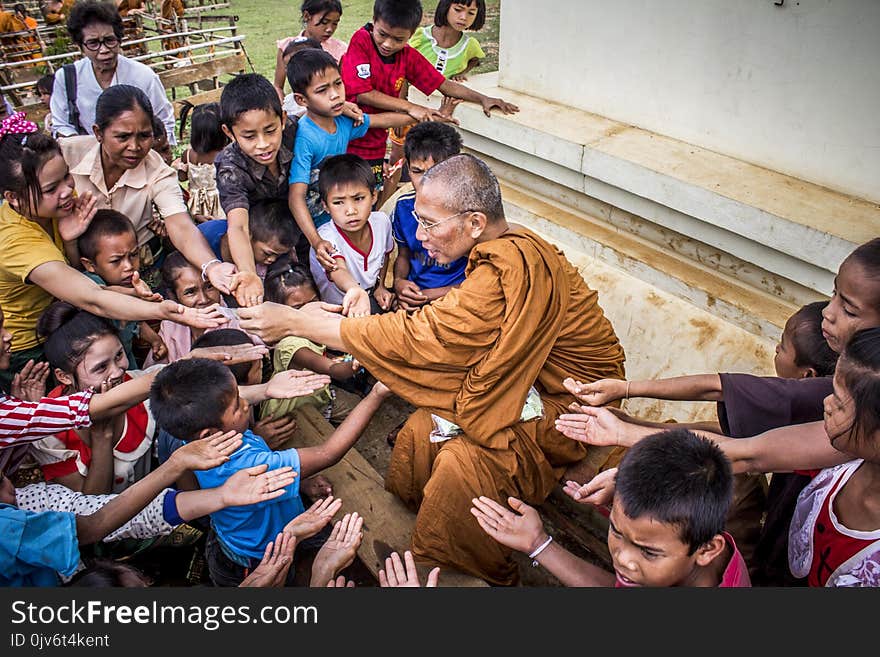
xmin=236 ymin=301 xmax=298 ymax=344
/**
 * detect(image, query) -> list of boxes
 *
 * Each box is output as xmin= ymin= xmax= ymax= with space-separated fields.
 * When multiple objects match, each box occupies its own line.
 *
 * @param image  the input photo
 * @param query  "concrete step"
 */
xmin=413 ymin=73 xmax=880 ymax=302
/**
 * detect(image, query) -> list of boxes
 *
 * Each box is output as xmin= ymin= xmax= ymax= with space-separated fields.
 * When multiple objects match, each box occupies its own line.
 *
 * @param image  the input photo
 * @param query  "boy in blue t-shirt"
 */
xmin=391 ymin=122 xmax=467 ymax=311
xmin=149 ymin=358 xmax=390 ymax=586
xmin=287 ymin=47 xmax=420 ymax=266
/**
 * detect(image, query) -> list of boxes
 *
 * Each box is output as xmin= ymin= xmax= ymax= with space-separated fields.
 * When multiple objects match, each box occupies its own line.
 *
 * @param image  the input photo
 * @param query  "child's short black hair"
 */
xmin=77 ymin=209 xmax=137 ymax=261
xmin=191 ymin=329 xmax=257 ymax=386
xmin=615 ymin=429 xmax=733 ymax=554
xmin=150 ymin=358 xmax=238 ymax=441
xmin=36 ymin=75 xmax=55 ymax=95
xmin=404 ymin=122 xmax=463 ymax=164
xmin=250 ymin=199 xmax=297 ymax=248
xmin=789 ymin=301 xmax=838 ymax=377
xmin=220 ymin=73 xmax=283 ymax=129
xmin=318 ymin=153 xmax=375 ymax=201
xmin=265 ymin=256 xmax=316 ymax=304
xmin=434 ymin=0 xmax=485 ymax=31
xmin=67 ymin=0 xmax=124 ymax=45
xmin=288 ymin=47 xmax=339 ymax=95
xmin=373 ymin=0 xmax=422 ymax=32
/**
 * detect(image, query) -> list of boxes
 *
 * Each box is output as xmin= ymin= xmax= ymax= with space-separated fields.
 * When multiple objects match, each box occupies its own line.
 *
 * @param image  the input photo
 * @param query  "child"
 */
xmin=198 ymin=199 xmax=298 ymax=285
xmin=472 ymin=428 xmax=751 ymax=587
xmin=145 ymin=252 xmax=242 ymax=365
xmin=287 ymin=47 xmax=421 ymax=257
xmin=308 ymin=154 xmax=395 ymax=316
xmin=150 ymin=115 xmax=173 ymax=166
xmin=563 ymin=299 xmax=839 ymax=417
xmin=149 ymin=357 xmax=390 ymax=585
xmin=410 ymin=0 xmax=486 ymax=81
xmin=190 ymin=327 xmax=335 ymax=499
xmin=340 ymin=0 xmax=518 ymax=192
xmin=155 ymin=329 xmax=289 ymax=464
xmin=216 ymin=73 xmax=304 ymax=307
xmin=0 ymin=431 xmax=243 ymax=586
xmin=31 ymin=302 xmax=160 ymax=494
xmin=721 ymin=327 xmax=880 ymax=586
xmin=391 ymin=122 xmax=467 ymax=310
xmin=262 ymin=258 xmax=362 ymax=426
xmin=78 ymin=209 xmax=168 ymax=367
xmin=36 ymin=74 xmax=55 ymax=133
xmin=274 ymin=0 xmax=348 ymax=100
xmin=386 ymin=0 xmax=486 ymax=167
xmin=279 ymin=37 xmax=323 ymax=121
xmin=175 ymin=101 xmax=229 ymax=222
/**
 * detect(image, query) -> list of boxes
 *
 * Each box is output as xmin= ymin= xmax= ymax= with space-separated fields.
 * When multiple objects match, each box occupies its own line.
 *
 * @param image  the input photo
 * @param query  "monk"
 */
xmin=238 ymin=154 xmax=626 ymax=585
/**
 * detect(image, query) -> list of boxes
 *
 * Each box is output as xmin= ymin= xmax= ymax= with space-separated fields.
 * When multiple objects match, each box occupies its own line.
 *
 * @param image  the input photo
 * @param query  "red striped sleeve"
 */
xmin=0 ymin=390 xmax=94 ymax=447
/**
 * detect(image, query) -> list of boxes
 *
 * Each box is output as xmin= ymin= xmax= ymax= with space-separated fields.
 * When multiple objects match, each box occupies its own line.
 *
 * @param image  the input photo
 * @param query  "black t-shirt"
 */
xmin=717 ymin=373 xmax=833 ymax=586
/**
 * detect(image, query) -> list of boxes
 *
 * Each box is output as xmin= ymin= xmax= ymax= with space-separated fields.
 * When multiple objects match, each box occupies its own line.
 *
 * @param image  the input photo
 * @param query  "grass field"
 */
xmin=231 ymin=0 xmax=501 ymax=80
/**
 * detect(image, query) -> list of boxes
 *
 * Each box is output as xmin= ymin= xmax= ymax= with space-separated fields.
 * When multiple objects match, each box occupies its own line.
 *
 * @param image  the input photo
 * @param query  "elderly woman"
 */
xmin=49 ymin=1 xmax=175 ymax=143
xmin=59 ymin=84 xmax=236 ymax=291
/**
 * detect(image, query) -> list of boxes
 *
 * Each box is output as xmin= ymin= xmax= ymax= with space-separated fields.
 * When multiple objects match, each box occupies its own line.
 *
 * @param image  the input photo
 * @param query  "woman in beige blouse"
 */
xmin=60 ymin=84 xmax=237 ymax=293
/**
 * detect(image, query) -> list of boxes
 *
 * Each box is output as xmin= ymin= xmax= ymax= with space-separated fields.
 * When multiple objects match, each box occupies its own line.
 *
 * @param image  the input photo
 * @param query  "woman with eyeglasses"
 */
xmin=49 ymin=1 xmax=175 ymax=144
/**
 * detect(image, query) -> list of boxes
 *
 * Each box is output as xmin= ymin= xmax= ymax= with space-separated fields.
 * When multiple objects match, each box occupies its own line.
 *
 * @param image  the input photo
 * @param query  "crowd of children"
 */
xmin=1 ymin=0 xmax=876 ymax=589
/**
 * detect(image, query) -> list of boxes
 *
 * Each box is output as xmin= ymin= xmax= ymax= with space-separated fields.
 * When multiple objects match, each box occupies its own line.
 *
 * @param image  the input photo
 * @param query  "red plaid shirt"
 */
xmin=341 ymin=24 xmax=446 ymax=160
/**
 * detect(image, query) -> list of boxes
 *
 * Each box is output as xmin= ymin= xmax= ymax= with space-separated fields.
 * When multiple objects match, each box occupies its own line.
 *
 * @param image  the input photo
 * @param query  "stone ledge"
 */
xmin=412 ymin=73 xmax=879 ymax=298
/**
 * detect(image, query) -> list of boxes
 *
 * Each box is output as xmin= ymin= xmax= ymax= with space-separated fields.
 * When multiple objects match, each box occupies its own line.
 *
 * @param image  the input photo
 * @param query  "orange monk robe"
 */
xmin=0 ymin=12 xmax=41 ymax=62
xmin=341 ymin=227 xmax=626 ymax=585
xmin=41 ymin=0 xmax=74 ymax=26
xmin=160 ymin=0 xmax=185 ymax=54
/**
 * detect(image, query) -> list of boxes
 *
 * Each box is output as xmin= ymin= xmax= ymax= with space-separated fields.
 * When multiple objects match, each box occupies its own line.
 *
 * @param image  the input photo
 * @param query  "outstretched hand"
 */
xmin=171 ymin=430 xmax=242 ymax=471
xmin=562 ymin=467 xmax=617 ymax=507
xmin=163 ymin=301 xmax=229 ymax=330
xmin=265 ymin=369 xmax=331 ymax=400
xmin=480 ymin=96 xmax=519 ymax=117
xmin=187 ymin=342 xmax=269 ymax=365
xmin=236 ymin=302 xmax=297 ymax=344
xmin=10 ymin=359 xmax=49 ymax=402
xmin=378 ymin=550 xmax=440 ymax=588
xmin=239 ymin=531 xmax=296 ymax=588
xmin=229 ymin=270 xmax=264 ymax=307
xmin=563 ymin=377 xmax=627 ymax=407
xmin=470 ymin=496 xmax=547 ymax=554
xmin=309 ymin=512 xmax=364 ymax=587
xmin=284 ymin=495 xmax=343 ymax=540
xmin=555 ymin=405 xmax=623 ymax=447
xmin=220 ymin=463 xmax=297 ymax=507
xmin=131 ymin=271 xmax=163 ymax=302
xmin=342 ymin=287 xmax=371 ymax=318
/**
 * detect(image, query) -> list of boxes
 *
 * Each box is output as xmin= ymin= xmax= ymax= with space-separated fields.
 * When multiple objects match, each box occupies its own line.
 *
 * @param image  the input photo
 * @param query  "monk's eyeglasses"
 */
xmin=412 ymin=209 xmax=473 ymax=234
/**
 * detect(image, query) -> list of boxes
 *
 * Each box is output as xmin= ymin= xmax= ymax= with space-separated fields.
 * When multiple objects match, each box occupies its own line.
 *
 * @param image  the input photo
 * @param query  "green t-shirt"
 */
xmin=409 ymin=26 xmax=485 ymax=78
xmin=261 ymin=335 xmax=332 ymax=419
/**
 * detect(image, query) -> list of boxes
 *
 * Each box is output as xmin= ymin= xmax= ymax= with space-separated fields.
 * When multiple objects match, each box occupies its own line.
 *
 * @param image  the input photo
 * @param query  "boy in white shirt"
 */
xmin=308 ymin=154 xmax=395 ymax=316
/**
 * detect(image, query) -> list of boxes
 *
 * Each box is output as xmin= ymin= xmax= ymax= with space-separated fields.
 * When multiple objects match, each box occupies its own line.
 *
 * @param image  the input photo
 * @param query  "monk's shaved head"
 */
xmin=420 ymin=154 xmax=505 ymax=224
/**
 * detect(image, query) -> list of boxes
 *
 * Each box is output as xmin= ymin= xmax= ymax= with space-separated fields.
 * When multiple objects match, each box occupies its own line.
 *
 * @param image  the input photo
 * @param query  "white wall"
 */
xmin=498 ymin=0 xmax=880 ymax=203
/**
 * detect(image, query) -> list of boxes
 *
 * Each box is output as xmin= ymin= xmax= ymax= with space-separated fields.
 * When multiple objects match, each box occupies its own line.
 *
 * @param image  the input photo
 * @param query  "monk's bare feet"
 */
xmin=301 ymin=474 xmax=333 ymax=500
